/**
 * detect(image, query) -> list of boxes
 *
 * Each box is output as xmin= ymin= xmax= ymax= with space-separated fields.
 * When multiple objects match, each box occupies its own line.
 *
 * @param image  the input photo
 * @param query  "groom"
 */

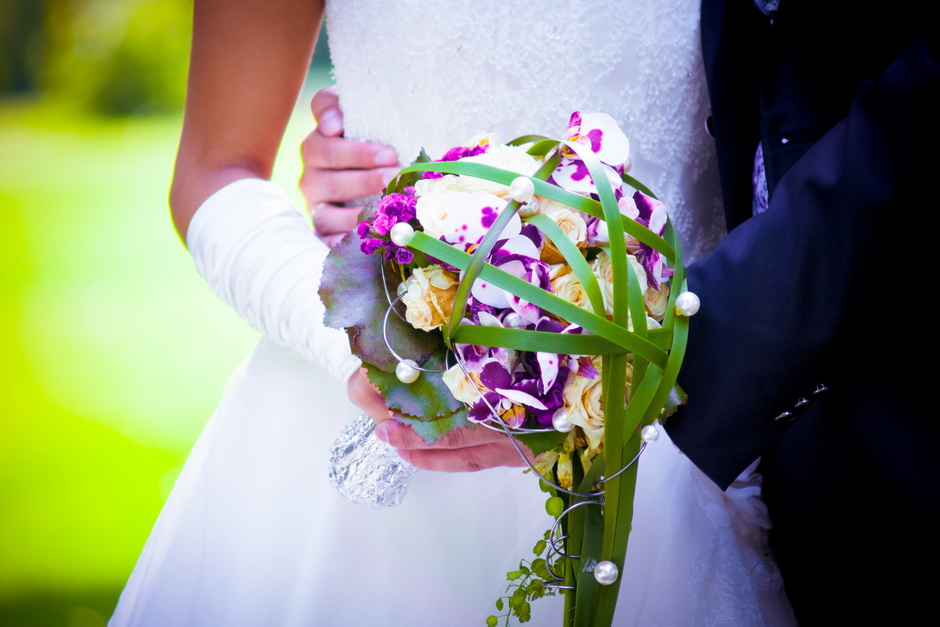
xmin=664 ymin=1 xmax=939 ymax=622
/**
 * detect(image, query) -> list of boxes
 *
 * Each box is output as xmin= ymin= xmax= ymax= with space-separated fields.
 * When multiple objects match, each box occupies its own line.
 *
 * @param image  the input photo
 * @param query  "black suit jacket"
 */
xmin=665 ymin=1 xmax=940 ymax=622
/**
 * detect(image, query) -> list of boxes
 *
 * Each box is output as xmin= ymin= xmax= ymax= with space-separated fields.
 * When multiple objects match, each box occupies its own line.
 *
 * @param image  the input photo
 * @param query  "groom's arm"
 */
xmin=665 ymin=32 xmax=940 ymax=488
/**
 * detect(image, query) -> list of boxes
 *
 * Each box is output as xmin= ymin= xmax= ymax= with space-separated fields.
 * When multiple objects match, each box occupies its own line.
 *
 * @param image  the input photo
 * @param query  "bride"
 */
xmin=111 ymin=0 xmax=794 ymax=624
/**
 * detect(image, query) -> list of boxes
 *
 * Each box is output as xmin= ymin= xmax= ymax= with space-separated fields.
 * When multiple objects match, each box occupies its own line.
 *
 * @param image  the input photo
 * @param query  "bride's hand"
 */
xmin=376 ymin=415 xmax=534 ymax=473
xmin=299 ymin=86 xmax=400 ymax=246
xmin=348 ymin=368 xmax=532 ymax=472
xmin=347 ymin=367 xmax=393 ymax=422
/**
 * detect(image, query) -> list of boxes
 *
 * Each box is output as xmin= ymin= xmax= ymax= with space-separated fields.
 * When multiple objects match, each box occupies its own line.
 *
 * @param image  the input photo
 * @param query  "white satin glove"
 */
xmin=187 ymin=178 xmax=361 ymax=385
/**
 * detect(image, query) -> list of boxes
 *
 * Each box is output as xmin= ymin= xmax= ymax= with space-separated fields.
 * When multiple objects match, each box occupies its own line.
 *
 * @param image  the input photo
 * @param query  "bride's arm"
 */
xmin=169 ymin=0 xmax=368 ymax=386
xmin=170 ymin=0 xmax=321 ymax=237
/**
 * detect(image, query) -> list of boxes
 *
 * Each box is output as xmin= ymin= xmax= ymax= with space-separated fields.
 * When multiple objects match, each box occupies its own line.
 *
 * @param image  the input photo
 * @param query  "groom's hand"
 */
xmin=375 ymin=418 xmax=534 ymax=473
xmin=299 ymin=86 xmax=399 ymax=246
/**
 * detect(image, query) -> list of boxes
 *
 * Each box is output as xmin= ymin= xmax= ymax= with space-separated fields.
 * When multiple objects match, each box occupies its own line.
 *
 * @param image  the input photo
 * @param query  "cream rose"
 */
xmin=644 ymin=282 xmax=670 ymax=321
xmin=442 ymin=364 xmax=483 ymax=404
xmin=591 ymin=251 xmax=649 ymax=318
xmin=549 ymin=264 xmax=591 ymax=312
xmin=401 ymin=265 xmax=459 ymax=332
xmin=562 ymin=357 xmax=606 ymax=454
xmin=539 ymin=202 xmax=588 ymax=264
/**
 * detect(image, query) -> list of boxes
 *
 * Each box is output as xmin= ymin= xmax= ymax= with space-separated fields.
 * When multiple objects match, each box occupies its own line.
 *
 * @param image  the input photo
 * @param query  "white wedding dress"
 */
xmin=111 ymin=0 xmax=794 ymax=625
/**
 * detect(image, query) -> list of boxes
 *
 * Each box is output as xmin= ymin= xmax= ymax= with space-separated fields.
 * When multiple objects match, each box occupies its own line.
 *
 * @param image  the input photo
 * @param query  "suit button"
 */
xmin=704 ymin=116 xmax=715 ymax=137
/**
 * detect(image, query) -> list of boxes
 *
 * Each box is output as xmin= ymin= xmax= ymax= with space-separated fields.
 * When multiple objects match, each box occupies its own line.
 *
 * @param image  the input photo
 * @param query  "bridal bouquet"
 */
xmin=320 ymin=112 xmax=694 ymax=626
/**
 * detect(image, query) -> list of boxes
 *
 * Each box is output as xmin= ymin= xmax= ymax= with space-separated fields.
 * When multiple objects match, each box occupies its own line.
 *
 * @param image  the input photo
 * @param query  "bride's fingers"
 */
xmin=398 ymin=442 xmax=531 ymax=473
xmin=302 ymin=131 xmax=399 ymax=171
xmin=311 ymin=203 xmax=362 ymax=237
xmin=371 ymin=405 xmax=535 ymax=472
xmin=347 ymin=369 xmax=392 ymax=423
xmin=377 ymin=420 xmax=512 ymax=451
xmin=318 ymin=232 xmax=350 ymax=248
xmin=310 ymin=86 xmax=343 ymax=136
xmin=300 ymin=165 xmax=399 ymax=207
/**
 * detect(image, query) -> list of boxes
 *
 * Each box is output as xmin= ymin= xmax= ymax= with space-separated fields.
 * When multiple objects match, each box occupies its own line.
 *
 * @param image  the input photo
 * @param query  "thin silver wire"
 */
xmin=381 ymin=295 xmax=448 ymax=373
xmin=541 ymin=498 xmax=604 ymax=589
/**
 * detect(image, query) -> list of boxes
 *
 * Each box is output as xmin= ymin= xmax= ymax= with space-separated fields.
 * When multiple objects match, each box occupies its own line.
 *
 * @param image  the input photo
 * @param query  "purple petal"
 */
xmin=480 ymin=359 xmax=512 ymax=390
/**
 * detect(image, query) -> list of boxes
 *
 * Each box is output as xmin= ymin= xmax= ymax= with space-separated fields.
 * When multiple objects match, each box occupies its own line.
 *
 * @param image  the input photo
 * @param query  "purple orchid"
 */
xmin=630 ymin=191 xmax=673 ymax=290
xmin=552 ymin=111 xmax=632 ymax=196
xmin=423 ymin=144 xmax=489 ymax=179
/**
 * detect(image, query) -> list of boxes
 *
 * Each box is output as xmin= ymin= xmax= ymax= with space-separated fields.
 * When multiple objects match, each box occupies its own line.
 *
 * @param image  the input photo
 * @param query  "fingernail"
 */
xmin=374 ymin=424 xmax=389 ymax=443
xmin=317 ymin=109 xmax=342 ymax=136
xmin=374 ymin=148 xmax=398 ymax=167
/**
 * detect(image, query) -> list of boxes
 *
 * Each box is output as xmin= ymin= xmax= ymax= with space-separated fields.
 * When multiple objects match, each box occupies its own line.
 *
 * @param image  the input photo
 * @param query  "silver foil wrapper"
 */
xmin=328 ymin=414 xmax=418 ymax=508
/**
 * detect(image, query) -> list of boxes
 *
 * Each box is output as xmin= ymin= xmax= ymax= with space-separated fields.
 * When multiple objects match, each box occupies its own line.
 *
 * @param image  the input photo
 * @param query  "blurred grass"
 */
xmin=0 ymin=69 xmax=331 ymax=626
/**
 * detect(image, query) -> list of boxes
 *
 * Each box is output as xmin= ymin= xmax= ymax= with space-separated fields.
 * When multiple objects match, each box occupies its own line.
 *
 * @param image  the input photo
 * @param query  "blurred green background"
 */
xmin=1 ymin=1 xmax=332 ymax=624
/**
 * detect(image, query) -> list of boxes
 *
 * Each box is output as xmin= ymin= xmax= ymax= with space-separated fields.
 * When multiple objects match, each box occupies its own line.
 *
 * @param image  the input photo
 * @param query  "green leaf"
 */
xmin=392 ymin=408 xmax=471 ymax=446
xmin=507 ymin=570 xmax=523 ymax=581
xmin=533 ymin=539 xmax=547 ymax=555
xmin=495 ymin=598 xmax=504 ymax=611
xmin=486 ymin=616 xmax=498 ymax=627
xmin=364 ymin=356 xmax=464 ymax=420
xmin=320 ymin=227 xmax=440 ymax=372
xmin=517 ymin=601 xmax=531 ymax=623
xmin=531 ymin=558 xmax=551 ymax=580
xmin=661 ymin=383 xmax=688 ymax=420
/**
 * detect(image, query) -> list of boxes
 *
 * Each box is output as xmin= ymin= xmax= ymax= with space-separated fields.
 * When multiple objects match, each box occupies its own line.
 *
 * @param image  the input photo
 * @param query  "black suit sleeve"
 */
xmin=665 ymin=33 xmax=940 ymax=489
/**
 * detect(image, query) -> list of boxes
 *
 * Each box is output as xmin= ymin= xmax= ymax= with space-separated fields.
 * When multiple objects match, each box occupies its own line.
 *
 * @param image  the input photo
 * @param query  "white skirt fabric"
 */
xmin=111 ymin=341 xmax=794 ymax=626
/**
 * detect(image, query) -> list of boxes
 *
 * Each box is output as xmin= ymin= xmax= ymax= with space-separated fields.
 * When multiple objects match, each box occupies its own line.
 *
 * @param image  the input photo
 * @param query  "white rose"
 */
xmin=457 ymin=145 xmax=543 ymax=197
xmin=415 ymin=186 xmax=461 ymax=239
xmin=414 ymin=174 xmax=459 ymax=197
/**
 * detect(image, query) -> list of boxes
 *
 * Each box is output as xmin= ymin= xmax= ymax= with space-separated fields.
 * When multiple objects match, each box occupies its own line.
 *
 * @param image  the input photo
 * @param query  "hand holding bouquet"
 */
xmin=321 ymin=112 xmax=697 ymax=626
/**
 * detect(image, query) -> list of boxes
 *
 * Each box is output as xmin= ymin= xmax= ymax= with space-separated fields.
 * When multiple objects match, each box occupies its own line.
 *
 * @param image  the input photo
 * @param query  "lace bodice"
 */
xmin=325 ymin=0 xmax=726 ymax=261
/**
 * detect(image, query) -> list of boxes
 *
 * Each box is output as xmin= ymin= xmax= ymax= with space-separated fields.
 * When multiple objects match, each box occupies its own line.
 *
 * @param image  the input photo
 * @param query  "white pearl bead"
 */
xmin=675 ymin=291 xmax=701 ymax=317
xmin=509 ymin=176 xmax=535 ymax=203
xmin=640 ymin=424 xmax=659 ymax=443
xmin=397 ymin=275 xmax=418 ymax=297
xmin=552 ymin=409 xmax=574 ymax=432
xmin=503 ymin=312 xmax=525 ymax=329
xmin=390 ymin=222 xmax=415 ymax=247
xmin=594 ymin=220 xmax=610 ymax=244
xmin=594 ymin=560 xmax=619 ymax=585
xmin=395 ymin=359 xmax=420 ymax=384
